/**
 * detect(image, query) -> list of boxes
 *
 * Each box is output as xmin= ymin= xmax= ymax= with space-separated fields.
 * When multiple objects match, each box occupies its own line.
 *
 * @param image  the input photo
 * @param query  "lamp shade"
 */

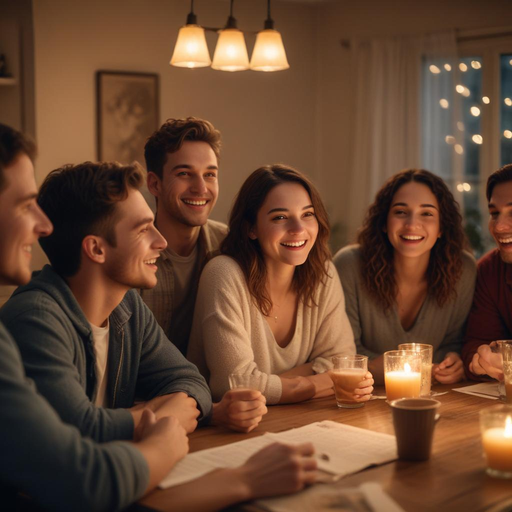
xmin=211 ymin=28 xmax=249 ymax=72
xmin=170 ymin=25 xmax=211 ymax=68
xmin=250 ymin=29 xmax=289 ymax=72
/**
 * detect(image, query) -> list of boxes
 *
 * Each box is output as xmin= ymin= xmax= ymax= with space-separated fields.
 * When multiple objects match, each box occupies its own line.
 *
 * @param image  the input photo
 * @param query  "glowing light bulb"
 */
xmin=504 ymin=130 xmax=512 ymax=139
xmin=482 ymin=96 xmax=490 ymax=104
xmin=444 ymin=63 xmax=452 ymax=71
xmin=439 ymin=99 xmax=449 ymax=109
xmin=455 ymin=144 xmax=464 ymax=155
xmin=429 ymin=65 xmax=441 ymax=74
xmin=471 ymin=60 xmax=482 ymax=69
xmin=459 ymin=63 xmax=468 ymax=72
xmin=445 ymin=135 xmax=455 ymax=145
xmin=470 ymin=106 xmax=481 ymax=117
xmin=472 ymin=134 xmax=483 ymax=144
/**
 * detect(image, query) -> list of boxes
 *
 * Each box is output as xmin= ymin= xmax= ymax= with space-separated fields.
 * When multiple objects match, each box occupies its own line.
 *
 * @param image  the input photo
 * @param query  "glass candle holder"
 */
xmin=384 ymin=350 xmax=422 ymax=402
xmin=398 ymin=343 xmax=433 ymax=397
xmin=497 ymin=341 xmax=512 ymax=404
xmin=480 ymin=405 xmax=512 ymax=479
xmin=328 ymin=355 xmax=368 ymax=409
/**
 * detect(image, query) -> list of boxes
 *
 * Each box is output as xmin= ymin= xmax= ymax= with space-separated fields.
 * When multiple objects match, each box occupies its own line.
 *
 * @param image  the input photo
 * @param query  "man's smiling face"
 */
xmin=488 ymin=180 xmax=512 ymax=263
xmin=152 ymin=141 xmax=219 ymax=228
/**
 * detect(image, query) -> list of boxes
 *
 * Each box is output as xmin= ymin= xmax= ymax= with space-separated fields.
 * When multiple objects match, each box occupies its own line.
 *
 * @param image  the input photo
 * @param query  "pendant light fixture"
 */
xmin=170 ymin=0 xmax=211 ymax=68
xmin=170 ymin=0 xmax=289 ymax=73
xmin=250 ymin=0 xmax=289 ymax=72
xmin=211 ymin=0 xmax=249 ymax=72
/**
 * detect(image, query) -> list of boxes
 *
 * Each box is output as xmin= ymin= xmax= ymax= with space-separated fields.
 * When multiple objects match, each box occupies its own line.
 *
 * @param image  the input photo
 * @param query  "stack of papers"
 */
xmin=159 ymin=420 xmax=397 ymax=489
xmin=453 ymin=382 xmax=499 ymax=400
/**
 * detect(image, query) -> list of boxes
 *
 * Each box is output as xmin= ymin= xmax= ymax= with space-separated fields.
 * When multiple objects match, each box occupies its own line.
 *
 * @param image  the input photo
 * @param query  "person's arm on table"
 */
xmin=148 ymin=442 xmax=317 ymax=512
xmin=134 ymin=294 xmax=212 ymax=424
xmin=462 ymin=257 xmax=508 ymax=380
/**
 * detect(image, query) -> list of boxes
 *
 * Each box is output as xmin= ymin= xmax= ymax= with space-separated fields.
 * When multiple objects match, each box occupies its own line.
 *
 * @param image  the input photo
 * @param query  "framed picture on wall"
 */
xmin=96 ymin=70 xmax=159 ymax=167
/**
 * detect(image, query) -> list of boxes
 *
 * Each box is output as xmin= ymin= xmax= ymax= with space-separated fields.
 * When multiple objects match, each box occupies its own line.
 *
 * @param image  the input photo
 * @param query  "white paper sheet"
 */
xmin=159 ymin=420 xmax=397 ymax=489
xmin=453 ymin=382 xmax=499 ymax=400
xmin=257 ymin=482 xmax=406 ymax=512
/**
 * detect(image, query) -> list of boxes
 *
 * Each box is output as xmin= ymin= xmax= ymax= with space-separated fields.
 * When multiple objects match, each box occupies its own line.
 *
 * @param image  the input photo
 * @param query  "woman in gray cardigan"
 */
xmin=334 ymin=169 xmax=476 ymax=385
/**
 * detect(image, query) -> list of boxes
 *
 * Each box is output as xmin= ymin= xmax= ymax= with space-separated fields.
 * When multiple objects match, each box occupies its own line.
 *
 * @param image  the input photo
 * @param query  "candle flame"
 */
xmin=404 ymin=362 xmax=411 ymax=373
xmin=506 ymin=416 xmax=512 ymax=438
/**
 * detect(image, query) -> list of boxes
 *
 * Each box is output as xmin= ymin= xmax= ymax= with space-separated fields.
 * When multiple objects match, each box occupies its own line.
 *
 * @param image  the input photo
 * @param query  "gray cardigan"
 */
xmin=0 ymin=321 xmax=148 ymax=511
xmin=0 ymin=265 xmax=212 ymax=442
xmin=333 ymin=245 xmax=476 ymax=363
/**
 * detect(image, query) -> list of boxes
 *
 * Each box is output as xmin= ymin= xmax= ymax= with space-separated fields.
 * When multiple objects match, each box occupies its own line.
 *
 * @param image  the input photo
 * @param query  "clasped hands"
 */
xmin=469 ymin=343 xmax=504 ymax=381
xmin=132 ymin=389 xmax=268 ymax=438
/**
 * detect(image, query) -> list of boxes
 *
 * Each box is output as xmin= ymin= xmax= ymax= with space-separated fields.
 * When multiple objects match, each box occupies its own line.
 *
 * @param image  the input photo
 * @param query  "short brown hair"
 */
xmin=0 ymin=123 xmax=36 ymax=193
xmin=486 ymin=163 xmax=512 ymax=201
xmin=144 ymin=117 xmax=221 ymax=179
xmin=357 ymin=169 xmax=467 ymax=309
xmin=38 ymin=162 xmax=145 ymax=277
xmin=221 ymin=164 xmax=331 ymax=316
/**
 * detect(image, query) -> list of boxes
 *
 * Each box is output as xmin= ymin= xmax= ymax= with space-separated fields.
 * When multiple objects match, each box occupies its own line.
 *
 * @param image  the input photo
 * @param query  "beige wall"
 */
xmin=0 ymin=0 xmax=508 ymax=302
xmin=314 ymin=0 xmax=511 ymax=247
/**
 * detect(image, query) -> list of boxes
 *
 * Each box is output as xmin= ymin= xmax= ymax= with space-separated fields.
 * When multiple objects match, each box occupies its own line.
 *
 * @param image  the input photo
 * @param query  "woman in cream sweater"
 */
xmin=188 ymin=165 xmax=373 ymax=405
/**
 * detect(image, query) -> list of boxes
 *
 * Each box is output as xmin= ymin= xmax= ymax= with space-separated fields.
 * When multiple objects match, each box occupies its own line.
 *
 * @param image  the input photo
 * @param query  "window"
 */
xmin=422 ymin=33 xmax=512 ymax=256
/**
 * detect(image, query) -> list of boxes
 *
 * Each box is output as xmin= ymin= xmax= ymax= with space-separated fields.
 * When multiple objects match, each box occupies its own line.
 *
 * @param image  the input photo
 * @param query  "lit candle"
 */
xmin=482 ymin=416 xmax=512 ymax=476
xmin=385 ymin=362 xmax=422 ymax=401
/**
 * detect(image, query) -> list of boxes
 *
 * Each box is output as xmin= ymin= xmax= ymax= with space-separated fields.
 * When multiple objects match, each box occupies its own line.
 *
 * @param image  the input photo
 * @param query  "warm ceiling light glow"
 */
xmin=505 ymin=98 xmax=512 ymax=107
xmin=456 ymin=84 xmax=465 ymax=94
xmin=445 ymin=135 xmax=455 ymax=145
xmin=459 ymin=63 xmax=468 ymax=72
xmin=462 ymin=88 xmax=470 ymax=98
xmin=170 ymin=25 xmax=211 ymax=68
xmin=470 ymin=106 xmax=481 ymax=117
xmin=463 ymin=182 xmax=471 ymax=191
xmin=482 ymin=96 xmax=490 ymax=104
xmin=472 ymin=134 xmax=483 ymax=144
xmin=504 ymin=130 xmax=512 ymax=139
xmin=454 ymin=144 xmax=464 ymax=155
xmin=457 ymin=121 xmax=465 ymax=131
xmin=444 ymin=63 xmax=452 ymax=71
xmin=457 ymin=183 xmax=464 ymax=192
xmin=250 ymin=29 xmax=289 ymax=71
xmin=471 ymin=60 xmax=481 ymax=69
xmin=429 ymin=65 xmax=441 ymax=74
xmin=212 ymin=28 xmax=249 ymax=71
xmin=439 ymin=99 xmax=449 ymax=109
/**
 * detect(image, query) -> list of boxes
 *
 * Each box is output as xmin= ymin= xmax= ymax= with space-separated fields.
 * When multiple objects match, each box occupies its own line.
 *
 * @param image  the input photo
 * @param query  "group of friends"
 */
xmin=0 ymin=117 xmax=509 ymax=511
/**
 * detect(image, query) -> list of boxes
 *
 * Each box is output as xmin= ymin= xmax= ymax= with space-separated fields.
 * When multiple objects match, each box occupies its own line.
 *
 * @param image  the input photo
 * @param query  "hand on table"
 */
xmin=433 ymin=352 xmax=464 ymax=384
xmin=212 ymin=389 xmax=267 ymax=433
xmin=142 ymin=392 xmax=200 ymax=433
xmin=239 ymin=442 xmax=317 ymax=499
xmin=469 ymin=344 xmax=504 ymax=380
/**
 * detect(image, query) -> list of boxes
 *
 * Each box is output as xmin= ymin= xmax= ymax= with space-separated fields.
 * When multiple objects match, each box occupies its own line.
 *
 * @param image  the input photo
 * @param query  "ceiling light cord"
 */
xmin=265 ymin=0 xmax=274 ymax=30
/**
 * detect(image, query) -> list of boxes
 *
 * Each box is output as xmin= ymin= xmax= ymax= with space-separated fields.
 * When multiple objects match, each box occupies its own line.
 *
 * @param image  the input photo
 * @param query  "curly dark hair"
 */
xmin=144 ymin=117 xmax=221 ymax=179
xmin=357 ymin=169 xmax=467 ymax=310
xmin=221 ymin=164 xmax=331 ymax=316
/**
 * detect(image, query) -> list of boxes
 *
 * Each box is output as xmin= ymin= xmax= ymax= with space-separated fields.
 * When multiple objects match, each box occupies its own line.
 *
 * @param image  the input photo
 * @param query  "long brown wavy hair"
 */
xmin=357 ymin=169 xmax=466 ymax=310
xmin=221 ymin=164 xmax=331 ymax=316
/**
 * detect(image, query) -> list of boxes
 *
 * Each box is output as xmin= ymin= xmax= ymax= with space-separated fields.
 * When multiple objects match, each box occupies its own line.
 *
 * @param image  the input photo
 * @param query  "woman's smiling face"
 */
xmin=386 ymin=181 xmax=441 ymax=260
xmin=251 ymin=182 xmax=319 ymax=270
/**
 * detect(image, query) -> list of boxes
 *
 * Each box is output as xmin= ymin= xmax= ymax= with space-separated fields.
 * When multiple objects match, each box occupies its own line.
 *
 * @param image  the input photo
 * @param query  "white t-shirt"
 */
xmin=90 ymin=321 xmax=110 ymax=407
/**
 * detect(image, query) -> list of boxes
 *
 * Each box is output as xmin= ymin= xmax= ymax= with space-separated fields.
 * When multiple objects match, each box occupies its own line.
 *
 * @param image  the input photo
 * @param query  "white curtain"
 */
xmin=346 ymin=31 xmax=457 ymax=241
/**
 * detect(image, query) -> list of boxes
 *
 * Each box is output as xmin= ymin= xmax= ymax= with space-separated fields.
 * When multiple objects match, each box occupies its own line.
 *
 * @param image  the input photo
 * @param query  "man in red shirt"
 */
xmin=462 ymin=163 xmax=512 ymax=380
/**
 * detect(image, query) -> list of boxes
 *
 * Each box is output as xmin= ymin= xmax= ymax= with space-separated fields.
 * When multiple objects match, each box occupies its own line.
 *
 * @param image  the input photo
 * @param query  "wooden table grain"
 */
xmin=139 ymin=386 xmax=512 ymax=512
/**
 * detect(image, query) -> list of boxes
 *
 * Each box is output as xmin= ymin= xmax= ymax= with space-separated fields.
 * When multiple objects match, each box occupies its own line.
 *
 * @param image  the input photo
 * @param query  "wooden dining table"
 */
xmin=139 ymin=385 xmax=512 ymax=512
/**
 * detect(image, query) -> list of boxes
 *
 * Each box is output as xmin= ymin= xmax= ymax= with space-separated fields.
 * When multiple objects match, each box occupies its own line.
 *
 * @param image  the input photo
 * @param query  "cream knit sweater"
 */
xmin=188 ymin=256 xmax=355 ymax=404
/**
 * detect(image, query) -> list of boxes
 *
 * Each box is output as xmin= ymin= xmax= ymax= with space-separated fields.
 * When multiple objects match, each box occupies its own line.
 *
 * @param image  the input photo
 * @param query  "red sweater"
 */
xmin=462 ymin=249 xmax=512 ymax=380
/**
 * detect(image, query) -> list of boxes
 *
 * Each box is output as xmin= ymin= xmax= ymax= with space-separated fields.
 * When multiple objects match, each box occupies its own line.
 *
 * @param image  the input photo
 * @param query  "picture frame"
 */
xmin=96 ymin=70 xmax=159 ymax=166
